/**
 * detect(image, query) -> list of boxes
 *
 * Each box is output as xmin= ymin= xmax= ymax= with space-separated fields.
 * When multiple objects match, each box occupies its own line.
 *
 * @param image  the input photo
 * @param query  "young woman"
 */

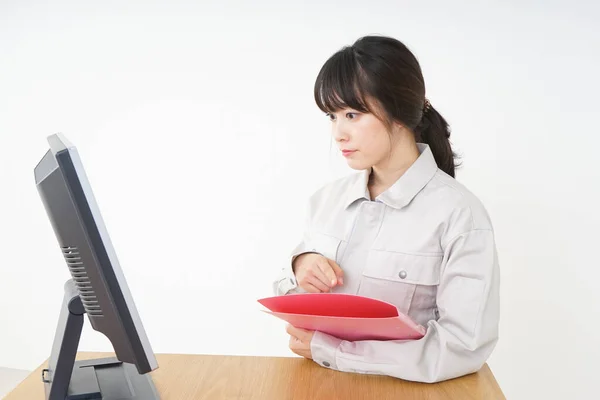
xmin=272 ymin=35 xmax=500 ymax=383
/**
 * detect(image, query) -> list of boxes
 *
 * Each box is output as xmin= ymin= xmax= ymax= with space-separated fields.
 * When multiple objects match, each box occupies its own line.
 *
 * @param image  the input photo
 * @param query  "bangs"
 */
xmin=314 ymin=48 xmax=372 ymax=114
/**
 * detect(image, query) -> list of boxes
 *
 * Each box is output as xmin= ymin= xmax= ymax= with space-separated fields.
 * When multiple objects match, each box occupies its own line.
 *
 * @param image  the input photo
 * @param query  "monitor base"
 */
xmin=42 ymin=280 xmax=160 ymax=399
xmin=57 ymin=357 xmax=159 ymax=400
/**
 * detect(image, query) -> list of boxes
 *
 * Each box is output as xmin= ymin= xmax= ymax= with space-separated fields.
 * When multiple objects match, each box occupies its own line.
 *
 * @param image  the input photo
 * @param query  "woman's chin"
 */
xmin=345 ymin=159 xmax=370 ymax=171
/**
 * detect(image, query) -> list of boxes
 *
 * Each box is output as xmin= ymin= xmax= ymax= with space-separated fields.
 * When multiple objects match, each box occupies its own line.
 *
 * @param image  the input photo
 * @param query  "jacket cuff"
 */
xmin=273 ymin=263 xmax=299 ymax=296
xmin=311 ymin=331 xmax=343 ymax=370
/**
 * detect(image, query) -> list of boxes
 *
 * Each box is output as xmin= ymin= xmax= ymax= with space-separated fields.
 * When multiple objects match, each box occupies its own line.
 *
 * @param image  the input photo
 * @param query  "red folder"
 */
xmin=258 ymin=293 xmax=426 ymax=341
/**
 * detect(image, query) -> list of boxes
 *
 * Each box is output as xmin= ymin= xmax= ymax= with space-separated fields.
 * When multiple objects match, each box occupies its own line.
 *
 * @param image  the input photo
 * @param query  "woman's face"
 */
xmin=327 ymin=106 xmax=403 ymax=171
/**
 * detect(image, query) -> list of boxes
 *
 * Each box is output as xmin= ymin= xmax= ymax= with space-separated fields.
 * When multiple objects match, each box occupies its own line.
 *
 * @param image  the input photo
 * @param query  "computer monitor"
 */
xmin=34 ymin=133 xmax=160 ymax=400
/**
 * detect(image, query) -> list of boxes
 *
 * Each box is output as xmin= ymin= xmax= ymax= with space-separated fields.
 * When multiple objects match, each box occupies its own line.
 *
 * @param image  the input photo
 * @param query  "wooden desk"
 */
xmin=5 ymin=352 xmax=505 ymax=399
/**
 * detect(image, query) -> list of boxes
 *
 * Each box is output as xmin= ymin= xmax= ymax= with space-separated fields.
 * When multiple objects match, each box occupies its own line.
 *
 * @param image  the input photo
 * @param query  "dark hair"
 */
xmin=314 ymin=35 xmax=459 ymax=177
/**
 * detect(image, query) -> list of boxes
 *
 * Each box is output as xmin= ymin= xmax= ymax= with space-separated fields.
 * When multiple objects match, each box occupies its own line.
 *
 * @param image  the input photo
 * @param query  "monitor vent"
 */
xmin=62 ymin=246 xmax=104 ymax=317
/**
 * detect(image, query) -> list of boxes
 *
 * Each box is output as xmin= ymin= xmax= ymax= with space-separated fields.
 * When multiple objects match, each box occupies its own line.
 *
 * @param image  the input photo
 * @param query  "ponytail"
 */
xmin=414 ymin=102 xmax=459 ymax=177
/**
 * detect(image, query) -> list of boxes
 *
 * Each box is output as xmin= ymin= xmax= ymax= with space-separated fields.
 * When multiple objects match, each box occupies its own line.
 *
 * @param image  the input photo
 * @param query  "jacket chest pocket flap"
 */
xmin=363 ymin=251 xmax=442 ymax=285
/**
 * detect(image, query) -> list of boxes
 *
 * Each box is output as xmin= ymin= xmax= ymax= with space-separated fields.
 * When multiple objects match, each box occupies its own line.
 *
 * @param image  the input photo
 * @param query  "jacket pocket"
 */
xmin=357 ymin=251 xmax=442 ymax=320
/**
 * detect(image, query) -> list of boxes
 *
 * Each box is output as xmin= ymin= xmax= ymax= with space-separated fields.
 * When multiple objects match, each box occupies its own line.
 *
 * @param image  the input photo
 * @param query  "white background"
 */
xmin=1 ymin=1 xmax=599 ymax=399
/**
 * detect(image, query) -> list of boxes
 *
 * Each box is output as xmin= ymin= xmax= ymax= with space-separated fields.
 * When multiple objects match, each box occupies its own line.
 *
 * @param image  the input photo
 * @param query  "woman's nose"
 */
xmin=332 ymin=122 xmax=348 ymax=142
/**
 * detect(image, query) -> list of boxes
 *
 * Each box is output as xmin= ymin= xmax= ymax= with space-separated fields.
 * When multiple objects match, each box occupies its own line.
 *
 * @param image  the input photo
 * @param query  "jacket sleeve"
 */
xmin=272 ymin=240 xmax=311 ymax=295
xmin=309 ymin=229 xmax=501 ymax=383
xmin=272 ymin=201 xmax=315 ymax=296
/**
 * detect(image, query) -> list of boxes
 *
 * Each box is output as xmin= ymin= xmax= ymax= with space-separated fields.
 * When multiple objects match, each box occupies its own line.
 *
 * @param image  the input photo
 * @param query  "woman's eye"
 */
xmin=325 ymin=112 xmax=357 ymax=121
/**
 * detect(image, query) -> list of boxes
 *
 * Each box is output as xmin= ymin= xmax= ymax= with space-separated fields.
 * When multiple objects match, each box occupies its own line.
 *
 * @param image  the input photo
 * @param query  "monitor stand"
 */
xmin=42 ymin=279 xmax=160 ymax=399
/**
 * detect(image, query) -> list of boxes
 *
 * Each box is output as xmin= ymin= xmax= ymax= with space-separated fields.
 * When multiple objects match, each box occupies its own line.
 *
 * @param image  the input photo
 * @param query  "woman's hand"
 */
xmin=286 ymin=324 xmax=315 ymax=359
xmin=293 ymin=253 xmax=344 ymax=293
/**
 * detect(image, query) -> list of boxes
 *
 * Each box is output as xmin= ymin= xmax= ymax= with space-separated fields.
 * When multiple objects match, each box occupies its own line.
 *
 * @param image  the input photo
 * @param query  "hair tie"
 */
xmin=423 ymin=98 xmax=432 ymax=113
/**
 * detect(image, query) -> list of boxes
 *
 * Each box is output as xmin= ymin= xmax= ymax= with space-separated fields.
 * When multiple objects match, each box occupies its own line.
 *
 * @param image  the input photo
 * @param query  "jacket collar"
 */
xmin=345 ymin=143 xmax=438 ymax=209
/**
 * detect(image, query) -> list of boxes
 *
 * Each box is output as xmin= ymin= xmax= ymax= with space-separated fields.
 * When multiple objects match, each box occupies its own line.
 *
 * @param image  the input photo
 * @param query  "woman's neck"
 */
xmin=368 ymin=140 xmax=420 ymax=197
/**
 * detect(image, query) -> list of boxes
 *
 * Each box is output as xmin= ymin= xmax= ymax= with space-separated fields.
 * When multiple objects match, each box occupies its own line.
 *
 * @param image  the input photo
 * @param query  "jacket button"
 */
xmin=323 ymin=361 xmax=331 ymax=367
xmin=398 ymin=270 xmax=407 ymax=279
